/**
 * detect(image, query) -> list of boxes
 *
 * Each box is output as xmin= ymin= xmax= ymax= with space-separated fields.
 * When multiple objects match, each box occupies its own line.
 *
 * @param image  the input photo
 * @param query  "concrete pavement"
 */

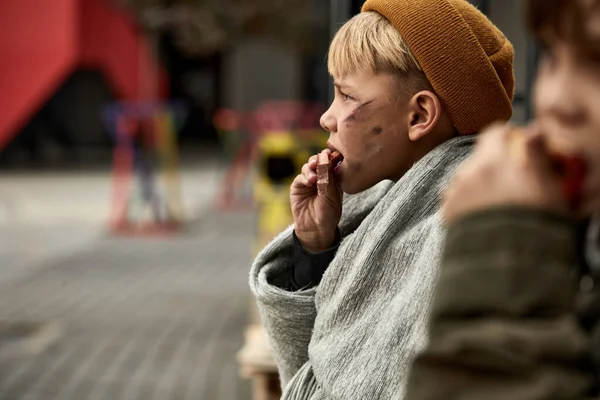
xmin=0 ymin=157 xmax=256 ymax=399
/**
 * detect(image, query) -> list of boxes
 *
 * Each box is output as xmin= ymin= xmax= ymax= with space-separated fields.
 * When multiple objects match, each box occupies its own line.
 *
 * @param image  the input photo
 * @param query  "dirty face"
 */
xmin=319 ymin=70 xmax=414 ymax=194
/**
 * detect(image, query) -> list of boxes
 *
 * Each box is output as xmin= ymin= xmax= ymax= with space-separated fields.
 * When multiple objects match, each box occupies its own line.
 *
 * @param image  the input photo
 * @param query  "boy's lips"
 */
xmin=326 ymin=141 xmax=338 ymax=153
xmin=327 ymin=143 xmax=344 ymax=172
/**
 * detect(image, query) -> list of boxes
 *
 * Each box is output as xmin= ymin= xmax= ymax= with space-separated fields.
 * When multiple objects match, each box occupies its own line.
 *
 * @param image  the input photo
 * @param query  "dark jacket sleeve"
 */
xmin=289 ymin=229 xmax=341 ymax=290
xmin=406 ymin=208 xmax=595 ymax=400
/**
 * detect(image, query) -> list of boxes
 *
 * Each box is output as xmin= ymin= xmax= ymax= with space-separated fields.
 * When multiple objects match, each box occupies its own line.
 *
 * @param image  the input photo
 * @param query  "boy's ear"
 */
xmin=407 ymin=91 xmax=443 ymax=142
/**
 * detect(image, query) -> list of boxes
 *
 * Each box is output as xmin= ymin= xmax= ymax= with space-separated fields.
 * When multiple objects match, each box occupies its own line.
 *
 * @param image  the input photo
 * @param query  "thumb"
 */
xmin=324 ymin=159 xmax=342 ymax=205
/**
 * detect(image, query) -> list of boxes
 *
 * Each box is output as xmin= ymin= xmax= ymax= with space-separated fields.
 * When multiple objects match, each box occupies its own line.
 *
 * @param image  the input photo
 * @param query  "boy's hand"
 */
xmin=291 ymin=149 xmax=343 ymax=253
xmin=443 ymin=124 xmax=568 ymax=224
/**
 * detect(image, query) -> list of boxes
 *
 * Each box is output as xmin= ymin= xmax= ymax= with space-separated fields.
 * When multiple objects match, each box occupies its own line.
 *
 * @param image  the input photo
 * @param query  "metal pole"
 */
xmin=328 ymin=0 xmax=352 ymax=103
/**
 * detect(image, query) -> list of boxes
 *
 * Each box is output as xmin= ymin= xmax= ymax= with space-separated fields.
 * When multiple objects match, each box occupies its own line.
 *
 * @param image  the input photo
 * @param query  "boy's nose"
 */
xmin=320 ymin=108 xmax=337 ymax=134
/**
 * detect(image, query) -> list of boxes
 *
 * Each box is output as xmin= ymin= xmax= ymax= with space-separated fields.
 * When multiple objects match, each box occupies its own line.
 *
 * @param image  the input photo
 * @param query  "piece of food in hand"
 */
xmin=507 ymin=127 xmax=587 ymax=208
xmin=317 ymin=151 xmax=342 ymax=196
xmin=316 ymin=153 xmax=330 ymax=196
xmin=331 ymin=151 xmax=343 ymax=166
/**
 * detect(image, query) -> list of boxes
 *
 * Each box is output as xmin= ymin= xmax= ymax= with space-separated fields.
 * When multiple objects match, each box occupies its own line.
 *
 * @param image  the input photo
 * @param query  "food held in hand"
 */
xmin=317 ymin=151 xmax=342 ymax=196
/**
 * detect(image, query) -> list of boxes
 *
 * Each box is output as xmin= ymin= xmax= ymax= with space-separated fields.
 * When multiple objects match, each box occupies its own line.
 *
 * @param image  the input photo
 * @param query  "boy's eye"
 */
xmin=334 ymin=85 xmax=355 ymax=101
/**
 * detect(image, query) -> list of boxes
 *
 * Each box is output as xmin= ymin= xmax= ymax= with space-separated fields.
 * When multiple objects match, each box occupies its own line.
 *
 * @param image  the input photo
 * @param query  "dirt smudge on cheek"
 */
xmin=342 ymin=101 xmax=373 ymax=128
xmin=364 ymin=142 xmax=383 ymax=158
xmin=343 ymin=108 xmax=360 ymax=128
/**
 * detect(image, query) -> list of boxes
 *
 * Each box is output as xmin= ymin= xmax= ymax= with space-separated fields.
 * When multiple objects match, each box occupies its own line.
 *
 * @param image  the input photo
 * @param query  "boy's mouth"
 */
xmin=330 ymin=150 xmax=344 ymax=172
xmin=327 ymin=142 xmax=344 ymax=172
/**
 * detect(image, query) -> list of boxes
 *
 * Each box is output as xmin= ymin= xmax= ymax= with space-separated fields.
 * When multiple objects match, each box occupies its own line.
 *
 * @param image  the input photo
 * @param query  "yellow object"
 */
xmin=155 ymin=110 xmax=185 ymax=223
xmin=253 ymin=130 xmax=328 ymax=255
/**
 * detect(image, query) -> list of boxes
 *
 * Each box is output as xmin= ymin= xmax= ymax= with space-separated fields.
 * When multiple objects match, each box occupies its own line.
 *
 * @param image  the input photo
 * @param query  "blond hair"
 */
xmin=328 ymin=12 xmax=432 ymax=98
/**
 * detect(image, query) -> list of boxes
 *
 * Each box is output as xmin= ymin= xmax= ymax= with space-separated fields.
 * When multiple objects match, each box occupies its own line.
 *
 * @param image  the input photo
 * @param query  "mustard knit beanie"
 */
xmin=361 ymin=0 xmax=515 ymax=134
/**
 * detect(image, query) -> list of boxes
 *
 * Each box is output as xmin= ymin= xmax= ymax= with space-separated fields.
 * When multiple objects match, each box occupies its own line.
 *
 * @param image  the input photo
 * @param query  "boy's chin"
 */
xmin=340 ymin=179 xmax=378 ymax=195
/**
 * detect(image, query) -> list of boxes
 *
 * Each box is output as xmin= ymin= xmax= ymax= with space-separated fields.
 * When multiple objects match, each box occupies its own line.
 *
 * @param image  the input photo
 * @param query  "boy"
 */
xmin=406 ymin=0 xmax=600 ymax=398
xmin=250 ymin=0 xmax=515 ymax=398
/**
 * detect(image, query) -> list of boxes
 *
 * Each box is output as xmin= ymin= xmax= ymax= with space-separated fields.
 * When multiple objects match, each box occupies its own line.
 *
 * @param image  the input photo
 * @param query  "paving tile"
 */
xmin=0 ymin=210 xmax=255 ymax=400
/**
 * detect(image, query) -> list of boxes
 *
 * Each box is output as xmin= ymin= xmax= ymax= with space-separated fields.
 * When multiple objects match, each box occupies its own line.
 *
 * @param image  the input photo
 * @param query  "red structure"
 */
xmin=0 ymin=0 xmax=166 ymax=150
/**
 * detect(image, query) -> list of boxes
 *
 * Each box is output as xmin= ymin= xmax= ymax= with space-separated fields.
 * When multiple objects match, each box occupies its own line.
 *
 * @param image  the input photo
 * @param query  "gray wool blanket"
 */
xmin=250 ymin=136 xmax=475 ymax=399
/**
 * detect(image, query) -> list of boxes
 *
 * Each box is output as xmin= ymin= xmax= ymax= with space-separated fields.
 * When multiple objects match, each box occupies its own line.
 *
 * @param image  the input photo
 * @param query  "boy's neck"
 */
xmin=415 ymin=124 xmax=459 ymax=161
xmin=388 ymin=129 xmax=459 ymax=182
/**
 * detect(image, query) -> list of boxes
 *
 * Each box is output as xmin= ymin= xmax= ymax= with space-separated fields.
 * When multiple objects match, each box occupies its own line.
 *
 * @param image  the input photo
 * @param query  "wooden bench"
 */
xmin=237 ymin=322 xmax=282 ymax=400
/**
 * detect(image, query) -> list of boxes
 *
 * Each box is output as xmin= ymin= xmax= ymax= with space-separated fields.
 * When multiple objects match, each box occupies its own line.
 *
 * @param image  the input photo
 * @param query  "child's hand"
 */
xmin=443 ymin=124 xmax=568 ymax=224
xmin=291 ymin=149 xmax=343 ymax=253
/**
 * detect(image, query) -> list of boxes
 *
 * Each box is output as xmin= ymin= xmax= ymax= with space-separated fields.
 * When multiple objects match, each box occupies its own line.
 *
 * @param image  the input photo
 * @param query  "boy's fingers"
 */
xmin=291 ymin=174 xmax=314 ymax=189
xmin=441 ymin=178 xmax=465 ymax=225
xmin=290 ymin=175 xmax=303 ymax=189
xmin=477 ymin=122 xmax=512 ymax=145
xmin=470 ymin=124 xmax=512 ymax=164
xmin=301 ymin=163 xmax=317 ymax=181
xmin=324 ymin=156 xmax=341 ymax=201
xmin=523 ymin=133 xmax=555 ymax=173
xmin=523 ymin=132 xmax=548 ymax=157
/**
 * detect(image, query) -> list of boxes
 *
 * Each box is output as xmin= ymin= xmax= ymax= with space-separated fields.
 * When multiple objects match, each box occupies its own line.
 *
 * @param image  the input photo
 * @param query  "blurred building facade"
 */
xmin=0 ymin=0 xmax=536 ymax=169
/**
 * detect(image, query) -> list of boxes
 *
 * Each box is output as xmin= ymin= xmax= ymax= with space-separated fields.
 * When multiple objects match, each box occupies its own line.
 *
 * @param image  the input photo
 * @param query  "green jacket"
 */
xmin=406 ymin=208 xmax=598 ymax=399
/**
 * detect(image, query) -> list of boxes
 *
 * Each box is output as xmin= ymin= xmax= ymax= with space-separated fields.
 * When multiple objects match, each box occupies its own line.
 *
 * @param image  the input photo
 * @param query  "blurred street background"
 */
xmin=0 ymin=153 xmax=255 ymax=399
xmin=0 ymin=0 xmax=536 ymax=399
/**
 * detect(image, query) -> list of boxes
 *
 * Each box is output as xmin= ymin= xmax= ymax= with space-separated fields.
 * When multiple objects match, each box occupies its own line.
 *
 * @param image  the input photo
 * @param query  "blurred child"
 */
xmin=407 ymin=0 xmax=600 ymax=398
xmin=249 ymin=0 xmax=515 ymax=398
